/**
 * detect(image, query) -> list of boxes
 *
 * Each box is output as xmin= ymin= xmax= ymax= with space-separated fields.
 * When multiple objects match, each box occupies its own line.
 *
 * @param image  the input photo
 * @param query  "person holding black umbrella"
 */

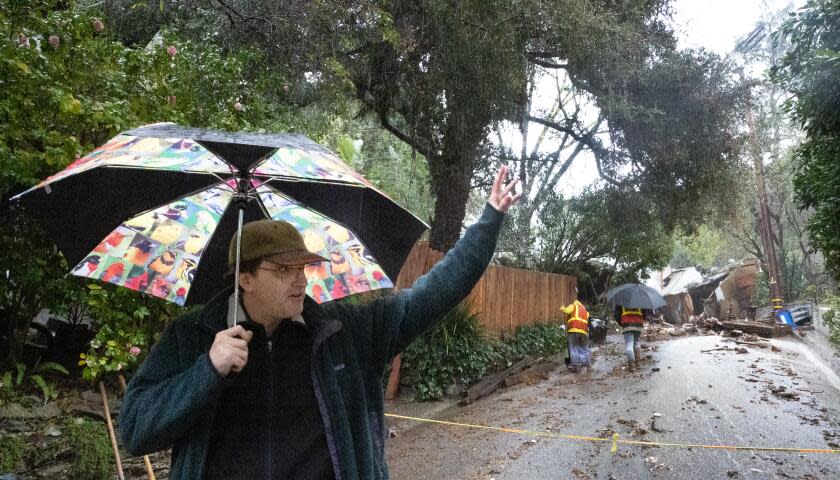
xmin=614 ymin=304 xmax=646 ymax=371
xmin=606 ymin=283 xmax=666 ymax=373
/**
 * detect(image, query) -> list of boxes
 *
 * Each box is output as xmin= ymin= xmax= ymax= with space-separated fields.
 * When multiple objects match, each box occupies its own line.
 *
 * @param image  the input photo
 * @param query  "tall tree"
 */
xmin=100 ymin=0 xmax=748 ymax=253
xmin=773 ymin=0 xmax=840 ymax=283
xmin=351 ymin=0 xmax=747 ymax=250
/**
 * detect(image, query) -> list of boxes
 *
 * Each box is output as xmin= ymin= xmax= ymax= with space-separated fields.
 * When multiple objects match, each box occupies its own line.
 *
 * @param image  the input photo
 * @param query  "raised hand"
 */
xmin=488 ymin=165 xmax=522 ymax=213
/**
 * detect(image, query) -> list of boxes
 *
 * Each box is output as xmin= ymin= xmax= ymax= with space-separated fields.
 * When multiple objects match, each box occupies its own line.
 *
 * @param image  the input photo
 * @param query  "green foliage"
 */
xmin=670 ymin=225 xmax=744 ymax=270
xmin=65 ymin=417 xmax=113 ymax=480
xmin=0 ymin=434 xmax=26 ymax=472
xmin=0 ymin=360 xmax=68 ymax=405
xmin=0 ymin=0 xmax=296 ymax=197
xmin=500 ymin=188 xmax=673 ymax=278
xmin=0 ymin=212 xmax=85 ymax=364
xmin=320 ymin=116 xmax=435 ymax=223
xmin=400 ymin=303 xmax=569 ymax=401
xmin=753 ymin=271 xmax=770 ymax=312
xmin=79 ymin=283 xmax=181 ymax=381
xmin=78 ymin=325 xmax=147 ymax=382
xmin=773 ymin=0 xmax=840 ymax=283
xmin=401 ymin=303 xmax=507 ymax=401
xmin=503 ymin=323 xmax=568 ymax=360
xmin=821 ymin=294 xmax=840 ymax=345
xmin=0 ymin=0 xmax=302 ymax=367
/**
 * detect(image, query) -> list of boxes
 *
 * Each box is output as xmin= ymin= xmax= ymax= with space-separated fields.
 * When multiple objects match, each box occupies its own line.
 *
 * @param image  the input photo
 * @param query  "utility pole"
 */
xmin=745 ymin=101 xmax=784 ymax=315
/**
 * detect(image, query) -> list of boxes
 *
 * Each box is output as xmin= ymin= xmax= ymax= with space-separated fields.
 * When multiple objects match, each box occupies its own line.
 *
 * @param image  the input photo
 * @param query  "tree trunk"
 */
xmin=428 ymin=154 xmax=471 ymax=252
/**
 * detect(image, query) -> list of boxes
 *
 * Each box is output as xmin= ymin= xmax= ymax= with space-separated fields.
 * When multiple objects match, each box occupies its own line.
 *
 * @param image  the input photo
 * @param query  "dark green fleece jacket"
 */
xmin=119 ymin=204 xmax=504 ymax=479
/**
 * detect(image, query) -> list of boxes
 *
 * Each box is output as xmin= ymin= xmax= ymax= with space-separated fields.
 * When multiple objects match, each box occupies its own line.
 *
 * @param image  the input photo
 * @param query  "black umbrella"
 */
xmin=606 ymin=283 xmax=667 ymax=310
xmin=11 ymin=123 xmax=427 ymax=318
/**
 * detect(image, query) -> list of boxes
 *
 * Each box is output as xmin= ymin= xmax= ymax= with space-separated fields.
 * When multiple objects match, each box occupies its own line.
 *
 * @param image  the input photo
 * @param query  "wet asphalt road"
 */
xmin=385 ymin=333 xmax=840 ymax=479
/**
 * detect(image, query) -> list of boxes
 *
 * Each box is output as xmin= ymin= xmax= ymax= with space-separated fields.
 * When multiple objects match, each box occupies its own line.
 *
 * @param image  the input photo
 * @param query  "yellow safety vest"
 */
xmin=567 ymin=301 xmax=590 ymax=335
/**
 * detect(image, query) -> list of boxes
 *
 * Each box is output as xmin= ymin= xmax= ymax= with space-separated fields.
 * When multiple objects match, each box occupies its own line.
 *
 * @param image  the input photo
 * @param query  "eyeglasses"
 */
xmin=257 ymin=259 xmax=316 ymax=283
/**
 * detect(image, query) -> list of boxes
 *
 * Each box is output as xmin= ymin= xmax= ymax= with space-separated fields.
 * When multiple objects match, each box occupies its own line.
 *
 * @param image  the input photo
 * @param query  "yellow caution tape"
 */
xmin=384 ymin=413 xmax=840 ymax=455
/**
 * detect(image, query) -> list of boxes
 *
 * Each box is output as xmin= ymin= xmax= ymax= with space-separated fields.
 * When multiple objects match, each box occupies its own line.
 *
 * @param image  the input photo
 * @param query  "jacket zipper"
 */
xmin=266 ymin=335 xmax=273 ymax=478
xmin=311 ymin=321 xmax=343 ymax=480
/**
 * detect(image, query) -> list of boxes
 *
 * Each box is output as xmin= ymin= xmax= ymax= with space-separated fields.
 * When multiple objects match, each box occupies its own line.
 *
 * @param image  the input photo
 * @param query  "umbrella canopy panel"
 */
xmin=265 ymin=179 xmax=426 ymax=281
xmin=257 ymin=185 xmax=394 ymax=303
xmin=606 ymin=283 xmax=668 ymax=310
xmin=70 ymin=185 xmax=235 ymax=305
xmin=18 ymin=168 xmax=220 ymax=270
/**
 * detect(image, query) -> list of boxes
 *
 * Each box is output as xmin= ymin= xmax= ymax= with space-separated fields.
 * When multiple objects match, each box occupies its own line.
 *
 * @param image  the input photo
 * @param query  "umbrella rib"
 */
xmin=210 ymin=173 xmax=237 ymax=192
xmin=82 ymin=181 xmax=231 ymax=246
xmin=258 ymin=184 xmax=358 ymax=234
xmin=253 ymin=194 xmax=271 ymax=218
xmin=12 ymin=165 xmax=224 ymax=201
xmin=257 ymin=174 xmax=366 ymax=188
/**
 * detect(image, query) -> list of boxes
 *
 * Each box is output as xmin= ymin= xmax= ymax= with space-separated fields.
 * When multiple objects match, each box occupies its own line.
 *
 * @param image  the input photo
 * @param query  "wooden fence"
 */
xmin=395 ymin=241 xmax=577 ymax=336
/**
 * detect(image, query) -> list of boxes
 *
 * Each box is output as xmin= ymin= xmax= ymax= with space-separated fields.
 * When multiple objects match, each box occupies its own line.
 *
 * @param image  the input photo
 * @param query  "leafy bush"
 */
xmin=0 ymin=434 xmax=25 ymax=472
xmin=0 ymin=360 xmax=68 ymax=406
xmin=822 ymin=295 xmax=840 ymax=345
xmin=0 ymin=0 xmax=298 ymax=368
xmin=400 ymin=303 xmax=570 ymax=401
xmin=504 ymin=323 xmax=568 ymax=360
xmin=79 ymin=284 xmax=182 ymax=382
xmin=400 ymin=303 xmax=507 ymax=401
xmin=65 ymin=418 xmax=113 ymax=480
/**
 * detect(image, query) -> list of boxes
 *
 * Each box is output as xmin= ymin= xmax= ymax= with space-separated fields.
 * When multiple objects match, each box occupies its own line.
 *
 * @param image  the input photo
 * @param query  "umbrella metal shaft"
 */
xmin=233 ymin=206 xmax=244 ymax=327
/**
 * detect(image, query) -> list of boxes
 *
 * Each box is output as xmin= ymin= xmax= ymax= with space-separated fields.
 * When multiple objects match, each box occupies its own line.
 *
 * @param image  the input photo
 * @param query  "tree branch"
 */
xmin=528 ymin=114 xmax=621 ymax=185
xmin=529 ymin=58 xmax=569 ymax=69
xmin=380 ymin=117 xmax=438 ymax=158
xmin=213 ymin=0 xmax=248 ymax=27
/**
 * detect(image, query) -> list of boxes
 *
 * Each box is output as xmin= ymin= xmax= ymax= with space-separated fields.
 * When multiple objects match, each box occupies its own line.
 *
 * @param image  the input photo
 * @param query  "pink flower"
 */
xmin=48 ymin=35 xmax=60 ymax=49
xmin=167 ymin=45 xmax=177 ymax=57
xmin=233 ymin=101 xmax=244 ymax=112
xmin=129 ymin=346 xmax=141 ymax=356
xmin=282 ymin=84 xmax=289 ymax=93
xmin=92 ymin=19 xmax=105 ymax=33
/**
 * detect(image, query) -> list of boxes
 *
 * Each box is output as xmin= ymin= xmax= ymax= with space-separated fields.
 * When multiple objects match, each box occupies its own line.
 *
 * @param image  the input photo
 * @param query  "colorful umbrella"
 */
xmin=11 ymin=123 xmax=427 ymax=312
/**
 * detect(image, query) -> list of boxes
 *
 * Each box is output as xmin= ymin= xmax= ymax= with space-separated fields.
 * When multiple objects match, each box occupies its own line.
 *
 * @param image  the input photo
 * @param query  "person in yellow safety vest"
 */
xmin=561 ymin=299 xmax=591 ymax=373
xmin=614 ymin=304 xmax=647 ymax=371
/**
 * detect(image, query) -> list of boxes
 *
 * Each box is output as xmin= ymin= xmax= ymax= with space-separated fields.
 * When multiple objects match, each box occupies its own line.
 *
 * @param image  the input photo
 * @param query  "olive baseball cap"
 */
xmin=228 ymin=219 xmax=328 ymax=267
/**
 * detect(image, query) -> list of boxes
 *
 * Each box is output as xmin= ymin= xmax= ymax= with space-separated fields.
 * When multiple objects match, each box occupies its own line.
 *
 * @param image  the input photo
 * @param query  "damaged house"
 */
xmin=651 ymin=259 xmax=761 ymax=324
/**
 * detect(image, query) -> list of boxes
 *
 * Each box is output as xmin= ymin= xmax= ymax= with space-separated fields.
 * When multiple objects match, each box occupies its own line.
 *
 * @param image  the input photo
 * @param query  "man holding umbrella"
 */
xmin=614 ymin=304 xmax=646 ymax=371
xmin=119 ymin=166 xmax=521 ymax=479
xmin=606 ymin=283 xmax=666 ymax=372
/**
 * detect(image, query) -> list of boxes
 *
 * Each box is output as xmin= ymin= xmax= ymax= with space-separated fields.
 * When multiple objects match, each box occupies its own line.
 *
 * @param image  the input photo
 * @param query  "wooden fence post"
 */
xmin=385 ymin=355 xmax=401 ymax=400
xmin=99 ymin=381 xmax=125 ymax=480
